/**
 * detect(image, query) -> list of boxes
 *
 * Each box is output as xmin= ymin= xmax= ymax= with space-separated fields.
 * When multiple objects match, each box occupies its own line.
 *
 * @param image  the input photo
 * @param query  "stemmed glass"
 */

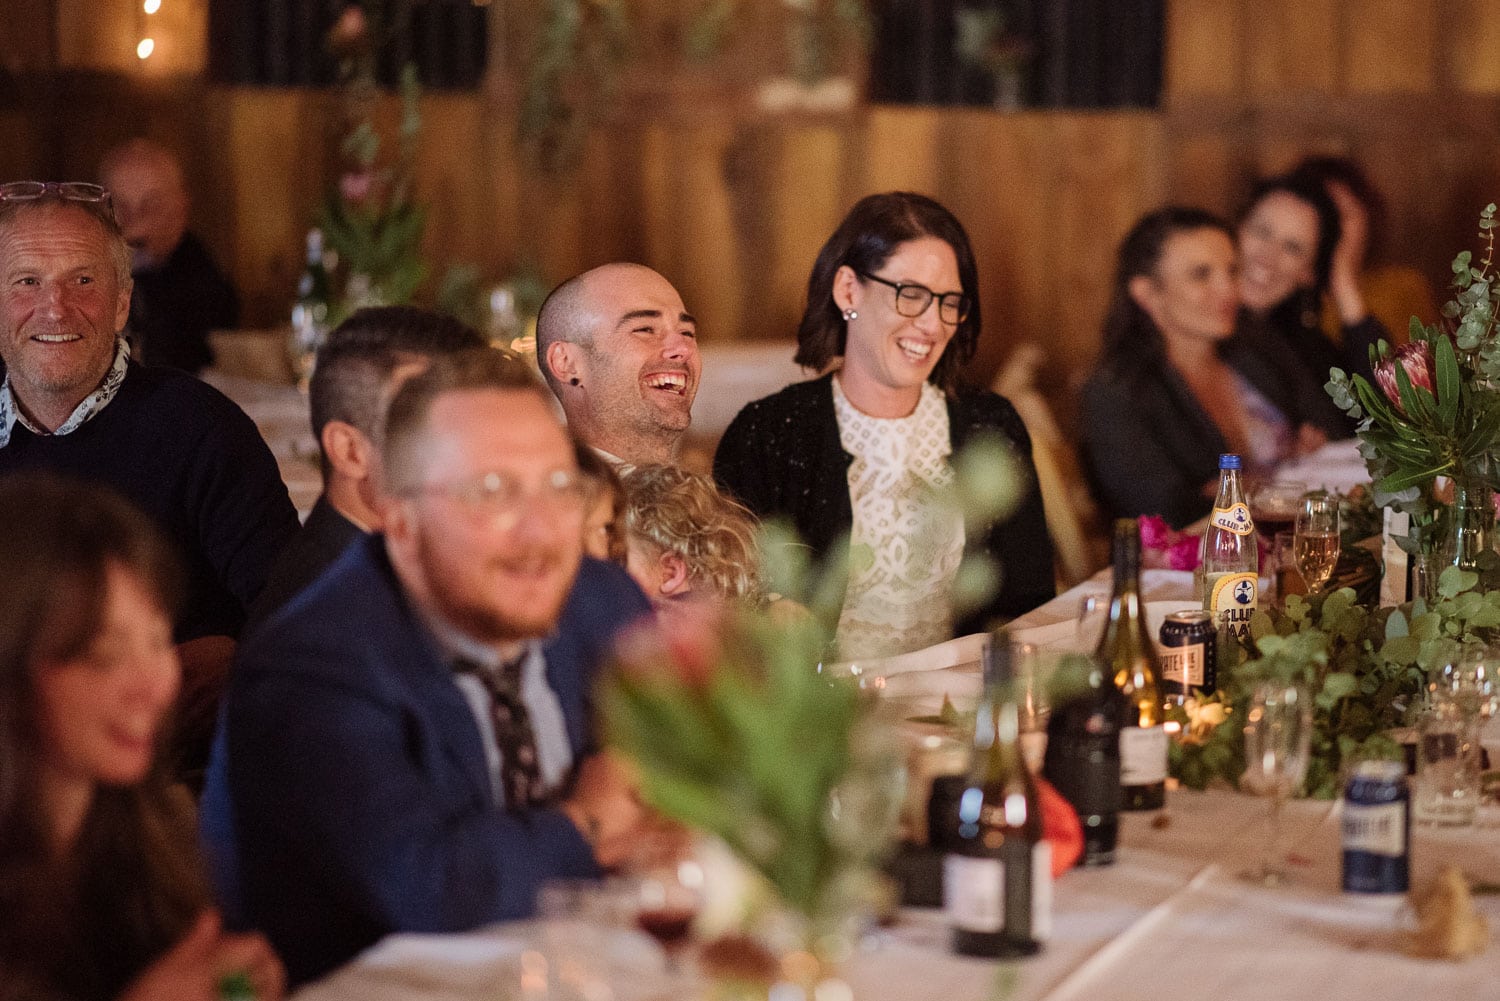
xmin=624 ymin=859 xmax=705 ymax=976
xmin=1438 ymin=648 xmax=1500 ymax=721
xmin=1239 ymin=681 xmax=1313 ymax=886
xmin=1294 ymin=491 xmax=1341 ymax=595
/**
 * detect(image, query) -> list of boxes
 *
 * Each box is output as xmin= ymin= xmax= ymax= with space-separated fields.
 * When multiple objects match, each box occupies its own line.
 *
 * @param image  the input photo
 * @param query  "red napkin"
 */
xmin=1036 ymin=776 xmax=1084 ymax=877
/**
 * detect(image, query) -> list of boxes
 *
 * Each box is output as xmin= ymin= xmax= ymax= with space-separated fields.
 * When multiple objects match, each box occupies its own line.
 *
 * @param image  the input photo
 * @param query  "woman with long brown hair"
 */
xmin=0 ymin=473 xmax=283 ymax=1001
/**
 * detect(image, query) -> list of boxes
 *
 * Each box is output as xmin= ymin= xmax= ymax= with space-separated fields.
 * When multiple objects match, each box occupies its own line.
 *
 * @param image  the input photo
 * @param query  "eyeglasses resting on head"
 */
xmin=0 ymin=181 xmax=116 ymax=221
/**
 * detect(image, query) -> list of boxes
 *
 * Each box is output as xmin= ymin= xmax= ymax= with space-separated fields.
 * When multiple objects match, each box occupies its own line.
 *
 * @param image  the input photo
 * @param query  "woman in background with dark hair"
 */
xmin=714 ymin=191 xmax=1054 ymax=658
xmin=1081 ymin=208 xmax=1344 ymax=529
xmin=1237 ymin=171 xmax=1389 ymax=386
xmin=0 ymin=474 xmax=283 ymax=1001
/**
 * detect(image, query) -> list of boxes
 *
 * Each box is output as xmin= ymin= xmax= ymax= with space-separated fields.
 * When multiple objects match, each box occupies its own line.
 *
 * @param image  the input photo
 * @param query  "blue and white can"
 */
xmin=1342 ymin=760 xmax=1409 ymax=894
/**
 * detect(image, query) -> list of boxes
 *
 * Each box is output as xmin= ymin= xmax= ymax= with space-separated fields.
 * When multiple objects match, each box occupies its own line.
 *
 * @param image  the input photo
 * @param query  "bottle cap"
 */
xmin=1218 ymin=454 xmax=1242 ymax=470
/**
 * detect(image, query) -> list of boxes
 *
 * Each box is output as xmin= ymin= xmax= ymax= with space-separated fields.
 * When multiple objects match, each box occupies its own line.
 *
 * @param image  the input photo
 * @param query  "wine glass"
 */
xmin=1239 ymin=681 xmax=1312 ymax=886
xmin=1294 ymin=491 xmax=1341 ymax=595
xmin=624 ymin=859 xmax=704 ymax=975
xmin=1250 ymin=480 xmax=1307 ymax=542
xmin=1438 ymin=648 xmax=1500 ymax=721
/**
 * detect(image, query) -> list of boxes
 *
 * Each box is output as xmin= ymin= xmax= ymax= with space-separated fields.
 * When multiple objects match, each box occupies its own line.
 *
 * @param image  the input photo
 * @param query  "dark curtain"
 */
xmin=208 ymin=0 xmax=487 ymax=90
xmin=870 ymin=0 xmax=1162 ymax=109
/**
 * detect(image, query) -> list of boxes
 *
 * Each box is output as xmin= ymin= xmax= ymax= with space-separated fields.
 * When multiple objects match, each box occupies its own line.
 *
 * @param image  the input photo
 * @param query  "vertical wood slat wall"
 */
xmin=3 ymin=0 xmax=1500 ymax=424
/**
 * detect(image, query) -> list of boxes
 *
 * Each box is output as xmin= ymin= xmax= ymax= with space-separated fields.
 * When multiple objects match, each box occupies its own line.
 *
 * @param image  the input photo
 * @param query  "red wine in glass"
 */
xmin=637 ymin=906 xmax=696 ymax=952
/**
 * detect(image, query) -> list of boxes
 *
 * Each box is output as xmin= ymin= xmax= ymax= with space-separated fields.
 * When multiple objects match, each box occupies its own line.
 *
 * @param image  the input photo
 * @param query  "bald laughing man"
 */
xmin=535 ymin=263 xmax=701 ymax=467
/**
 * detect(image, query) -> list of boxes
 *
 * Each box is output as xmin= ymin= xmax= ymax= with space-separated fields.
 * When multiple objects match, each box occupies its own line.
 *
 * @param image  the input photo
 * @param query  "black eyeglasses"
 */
xmin=856 ymin=271 xmax=971 ymax=326
xmin=0 ymin=181 xmax=115 ymax=220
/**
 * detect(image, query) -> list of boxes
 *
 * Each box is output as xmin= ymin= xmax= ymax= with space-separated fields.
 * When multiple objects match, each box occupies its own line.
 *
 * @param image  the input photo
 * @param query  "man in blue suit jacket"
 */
xmin=202 ymin=349 xmax=656 ymax=986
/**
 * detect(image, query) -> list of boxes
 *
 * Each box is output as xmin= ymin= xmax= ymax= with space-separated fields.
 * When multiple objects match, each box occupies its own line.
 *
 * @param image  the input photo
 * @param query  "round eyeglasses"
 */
xmin=856 ymin=271 xmax=971 ymax=326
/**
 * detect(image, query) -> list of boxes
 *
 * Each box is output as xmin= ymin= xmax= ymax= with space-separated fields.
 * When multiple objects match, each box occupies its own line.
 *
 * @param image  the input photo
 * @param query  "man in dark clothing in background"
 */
xmin=246 ymin=306 xmax=487 ymax=629
xmin=99 ymin=138 xmax=239 ymax=373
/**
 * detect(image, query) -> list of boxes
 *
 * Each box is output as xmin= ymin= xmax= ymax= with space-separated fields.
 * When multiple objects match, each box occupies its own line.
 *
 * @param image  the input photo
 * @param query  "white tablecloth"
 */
xmin=202 ymin=369 xmax=322 ymax=517
xmin=293 ymin=788 xmax=1500 ymax=1001
xmin=1274 ymin=438 xmax=1370 ymax=496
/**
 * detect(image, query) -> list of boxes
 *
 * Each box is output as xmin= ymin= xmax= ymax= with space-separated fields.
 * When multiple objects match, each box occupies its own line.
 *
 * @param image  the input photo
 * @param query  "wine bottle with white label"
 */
xmin=945 ymin=631 xmax=1051 ymax=958
xmin=1200 ymin=453 xmax=1259 ymax=665
xmin=1098 ymin=519 xmax=1167 ymax=811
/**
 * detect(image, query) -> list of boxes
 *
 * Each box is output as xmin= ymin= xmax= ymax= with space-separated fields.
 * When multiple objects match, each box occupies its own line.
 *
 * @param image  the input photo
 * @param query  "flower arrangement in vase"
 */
xmin=1326 ymin=204 xmax=1500 ymax=588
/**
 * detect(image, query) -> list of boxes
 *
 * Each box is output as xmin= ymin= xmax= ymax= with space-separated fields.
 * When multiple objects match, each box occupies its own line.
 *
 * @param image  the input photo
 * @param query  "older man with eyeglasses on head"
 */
xmin=0 ymin=180 xmax=300 ymax=784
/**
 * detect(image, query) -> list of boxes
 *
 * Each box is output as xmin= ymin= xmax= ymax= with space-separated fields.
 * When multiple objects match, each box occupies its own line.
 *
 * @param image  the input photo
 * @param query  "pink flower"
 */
xmin=1166 ymin=536 xmax=1202 ymax=572
xmin=331 ymin=5 xmax=368 ymax=46
xmin=339 ymin=170 xmax=374 ymax=205
xmin=1373 ymin=341 xmax=1436 ymax=415
xmin=1139 ymin=515 xmax=1172 ymax=550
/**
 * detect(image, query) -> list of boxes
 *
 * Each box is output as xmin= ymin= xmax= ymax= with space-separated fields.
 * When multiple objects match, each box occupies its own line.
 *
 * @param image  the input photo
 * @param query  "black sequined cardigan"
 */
xmin=713 ymin=373 xmax=1056 ymax=635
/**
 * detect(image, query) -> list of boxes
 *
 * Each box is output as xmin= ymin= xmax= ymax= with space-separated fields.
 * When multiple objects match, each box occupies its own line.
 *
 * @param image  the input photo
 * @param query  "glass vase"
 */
xmin=1445 ymin=473 xmax=1494 ymax=573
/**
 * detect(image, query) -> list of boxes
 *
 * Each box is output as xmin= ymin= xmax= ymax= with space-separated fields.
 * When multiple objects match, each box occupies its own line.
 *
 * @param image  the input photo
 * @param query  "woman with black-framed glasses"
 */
xmin=714 ymin=191 xmax=1055 ymax=658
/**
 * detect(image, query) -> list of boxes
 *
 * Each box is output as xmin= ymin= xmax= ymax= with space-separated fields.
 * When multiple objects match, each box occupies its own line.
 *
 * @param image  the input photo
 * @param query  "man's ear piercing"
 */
xmin=569 ymin=377 xmax=581 ymax=386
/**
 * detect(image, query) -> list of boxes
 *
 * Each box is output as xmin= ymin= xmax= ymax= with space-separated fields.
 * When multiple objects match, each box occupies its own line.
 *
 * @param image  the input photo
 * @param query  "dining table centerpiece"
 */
xmin=1326 ymin=204 xmax=1500 ymax=590
xmin=601 ymin=601 xmax=902 ymax=999
xmin=1169 ymin=571 xmax=1500 ymax=797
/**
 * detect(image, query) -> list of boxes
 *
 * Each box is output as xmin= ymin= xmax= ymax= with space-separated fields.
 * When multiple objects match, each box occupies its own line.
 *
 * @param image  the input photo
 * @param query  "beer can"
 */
xmin=1158 ymin=610 xmax=1215 ymax=702
xmin=1342 ymin=760 xmax=1410 ymax=894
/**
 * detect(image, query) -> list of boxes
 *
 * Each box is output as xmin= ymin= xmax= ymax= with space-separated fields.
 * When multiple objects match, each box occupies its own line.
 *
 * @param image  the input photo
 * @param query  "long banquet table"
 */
xmin=292 ymin=787 xmax=1500 ymax=1001
xmin=292 ymin=554 xmax=1500 ymax=1001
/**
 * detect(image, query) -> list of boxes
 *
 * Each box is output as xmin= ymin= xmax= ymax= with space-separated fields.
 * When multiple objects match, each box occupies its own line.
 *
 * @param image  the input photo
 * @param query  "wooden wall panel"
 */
xmin=1450 ymin=0 xmax=1500 ymax=94
xmin=1344 ymin=0 xmax=1437 ymax=94
xmin=56 ymin=0 xmax=206 ymax=76
xmin=1167 ymin=136 xmax=1241 ymax=215
xmin=217 ymin=89 xmax=327 ymax=324
xmin=1163 ymin=0 xmax=1243 ymax=98
xmin=1245 ymin=0 xmax=1340 ymax=96
xmin=1 ymin=0 xmax=56 ymax=73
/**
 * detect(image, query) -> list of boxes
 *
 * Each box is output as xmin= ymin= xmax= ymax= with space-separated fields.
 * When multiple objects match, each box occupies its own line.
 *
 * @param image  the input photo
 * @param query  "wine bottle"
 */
xmin=945 ymin=631 xmax=1051 ymax=958
xmin=290 ymin=228 xmax=332 ymax=356
xmin=1099 ymin=519 xmax=1167 ymax=811
xmin=1042 ymin=652 xmax=1124 ymax=866
xmin=1200 ymin=454 xmax=1259 ymax=661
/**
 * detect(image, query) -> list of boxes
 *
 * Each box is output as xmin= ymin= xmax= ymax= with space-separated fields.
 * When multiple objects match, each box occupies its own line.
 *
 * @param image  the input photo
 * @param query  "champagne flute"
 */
xmin=1239 ymin=681 xmax=1312 ymax=886
xmin=1294 ymin=491 xmax=1341 ymax=595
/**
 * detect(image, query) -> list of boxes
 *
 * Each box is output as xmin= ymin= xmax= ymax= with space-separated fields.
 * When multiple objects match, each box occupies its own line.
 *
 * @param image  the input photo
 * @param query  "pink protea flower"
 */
xmin=1373 ymin=341 xmax=1436 ymax=415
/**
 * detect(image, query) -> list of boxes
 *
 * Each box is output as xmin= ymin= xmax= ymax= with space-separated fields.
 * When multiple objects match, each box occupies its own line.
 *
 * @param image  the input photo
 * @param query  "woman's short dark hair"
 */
xmin=1099 ymin=207 xmax=1235 ymax=375
xmin=795 ymin=192 xmax=982 ymax=394
xmin=1242 ymin=171 xmax=1342 ymax=298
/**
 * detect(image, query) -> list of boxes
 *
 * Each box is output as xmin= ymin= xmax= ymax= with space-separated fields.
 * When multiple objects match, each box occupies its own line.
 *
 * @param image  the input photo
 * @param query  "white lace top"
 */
xmin=831 ymin=376 xmax=965 ymax=660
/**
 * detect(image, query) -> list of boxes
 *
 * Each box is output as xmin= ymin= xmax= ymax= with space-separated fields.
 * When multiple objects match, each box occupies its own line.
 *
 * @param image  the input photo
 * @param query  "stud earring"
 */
xmin=569 ymin=377 xmax=581 ymax=386
xmin=842 ymin=308 xmax=858 ymax=321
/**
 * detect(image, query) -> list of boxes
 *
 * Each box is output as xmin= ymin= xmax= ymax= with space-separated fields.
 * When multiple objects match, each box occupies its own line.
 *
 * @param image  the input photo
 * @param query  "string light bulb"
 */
xmin=144 ymin=0 xmax=161 ymax=13
xmin=137 ymin=38 xmax=155 ymax=59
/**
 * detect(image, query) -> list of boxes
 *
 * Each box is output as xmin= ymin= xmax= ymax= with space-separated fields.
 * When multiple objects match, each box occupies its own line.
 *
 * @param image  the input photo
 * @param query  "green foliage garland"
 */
xmin=1171 ymin=568 xmax=1500 ymax=798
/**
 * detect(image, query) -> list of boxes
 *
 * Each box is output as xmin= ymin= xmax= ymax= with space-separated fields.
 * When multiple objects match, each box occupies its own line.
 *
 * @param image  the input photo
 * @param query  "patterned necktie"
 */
xmin=455 ymin=654 xmax=543 ymax=809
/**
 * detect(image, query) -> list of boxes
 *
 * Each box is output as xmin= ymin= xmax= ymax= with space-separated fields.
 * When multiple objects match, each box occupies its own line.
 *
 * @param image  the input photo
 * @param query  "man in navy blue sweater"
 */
xmin=0 ymin=181 xmax=299 ymax=777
